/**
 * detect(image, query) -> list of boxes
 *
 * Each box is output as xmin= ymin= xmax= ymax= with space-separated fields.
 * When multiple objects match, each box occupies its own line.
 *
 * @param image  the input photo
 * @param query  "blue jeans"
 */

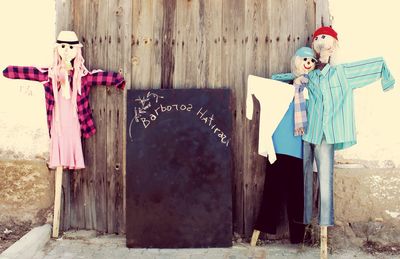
xmin=303 ymin=137 xmax=334 ymax=226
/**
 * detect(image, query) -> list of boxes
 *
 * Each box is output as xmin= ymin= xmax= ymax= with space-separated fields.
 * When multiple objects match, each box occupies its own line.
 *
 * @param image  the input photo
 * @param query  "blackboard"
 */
xmin=126 ymin=89 xmax=233 ymax=248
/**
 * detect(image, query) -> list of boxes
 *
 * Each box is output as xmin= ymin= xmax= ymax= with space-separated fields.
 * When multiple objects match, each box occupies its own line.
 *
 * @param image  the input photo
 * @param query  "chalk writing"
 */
xmin=19 ymin=85 xmax=33 ymax=96
xmin=133 ymin=91 xmax=165 ymax=122
xmin=129 ymin=91 xmax=231 ymax=148
xmin=137 ymin=103 xmax=194 ymax=129
xmin=196 ymin=107 xmax=230 ymax=147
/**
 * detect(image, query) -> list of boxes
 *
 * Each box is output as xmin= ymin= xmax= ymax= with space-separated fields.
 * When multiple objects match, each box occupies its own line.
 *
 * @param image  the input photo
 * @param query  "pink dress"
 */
xmin=49 ymin=90 xmax=85 ymax=170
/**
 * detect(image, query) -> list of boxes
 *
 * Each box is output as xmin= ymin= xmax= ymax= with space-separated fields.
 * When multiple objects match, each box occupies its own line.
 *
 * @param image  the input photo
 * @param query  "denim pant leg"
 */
xmin=303 ymin=141 xmax=314 ymax=224
xmin=314 ymin=138 xmax=334 ymax=226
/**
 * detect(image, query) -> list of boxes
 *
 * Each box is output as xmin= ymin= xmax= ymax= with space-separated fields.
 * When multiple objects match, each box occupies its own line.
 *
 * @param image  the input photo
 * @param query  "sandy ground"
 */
xmin=0 ymin=221 xmax=32 ymax=253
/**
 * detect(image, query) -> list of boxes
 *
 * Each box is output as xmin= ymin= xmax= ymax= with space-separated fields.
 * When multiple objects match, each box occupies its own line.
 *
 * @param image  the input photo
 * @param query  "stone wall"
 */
xmin=325 ymin=167 xmax=399 ymax=249
xmin=0 ymin=160 xmax=53 ymax=226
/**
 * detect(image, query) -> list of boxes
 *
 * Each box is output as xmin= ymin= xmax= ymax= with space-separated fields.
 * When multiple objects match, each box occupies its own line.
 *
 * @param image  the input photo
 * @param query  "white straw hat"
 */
xmin=56 ymin=31 xmax=83 ymax=47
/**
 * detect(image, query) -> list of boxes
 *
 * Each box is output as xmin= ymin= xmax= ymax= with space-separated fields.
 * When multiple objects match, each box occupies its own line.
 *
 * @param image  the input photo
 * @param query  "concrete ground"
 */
xmin=26 ymin=230 xmax=396 ymax=259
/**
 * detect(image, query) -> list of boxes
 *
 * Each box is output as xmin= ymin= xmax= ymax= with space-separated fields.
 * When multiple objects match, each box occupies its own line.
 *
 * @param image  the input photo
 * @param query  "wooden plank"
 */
xmin=268 ymin=0 xmax=294 ymax=76
xmin=90 ymin=0 xmax=110 ymax=232
xmin=305 ymin=0 xmax=316 ymax=46
xmin=159 ymin=0 xmax=175 ymax=89
xmin=203 ymin=0 xmax=222 ymax=88
xmin=242 ymin=0 xmax=270 ymax=237
xmin=120 ymin=0 xmax=133 ymax=236
xmin=71 ymin=0 xmax=98 ymax=229
xmin=315 ymin=0 xmax=331 ymax=28
xmin=250 ymin=229 xmax=260 ymax=246
xmin=52 ymin=166 xmax=63 ymax=237
xmin=85 ymin=92 xmax=107 ymax=233
xmin=267 ymin=0 xmax=295 ymax=239
xmin=150 ymin=0 xmax=164 ymax=88
xmin=221 ymin=0 xmax=245 ymax=235
xmin=131 ymin=0 xmax=163 ymax=90
xmin=174 ymin=0 xmax=201 ymax=89
xmin=68 ymin=172 xmax=85 ymax=229
xmin=321 ymin=226 xmax=328 ymax=259
xmin=56 ymin=0 xmax=74 ymax=31
xmin=196 ymin=0 xmax=206 ymax=89
xmin=172 ymin=0 xmax=185 ymax=88
xmin=83 ymin=0 xmax=97 ymax=231
xmin=55 ymin=0 xmax=73 ymax=233
xmin=66 ymin=0 xmax=88 ymax=231
xmin=292 ymin=0 xmax=309 ymax=50
xmin=193 ymin=0 xmax=223 ymax=89
xmin=106 ymin=0 xmax=131 ymax=234
xmin=60 ymin=170 xmax=71 ymax=231
xmin=73 ymin=0 xmax=109 ymax=232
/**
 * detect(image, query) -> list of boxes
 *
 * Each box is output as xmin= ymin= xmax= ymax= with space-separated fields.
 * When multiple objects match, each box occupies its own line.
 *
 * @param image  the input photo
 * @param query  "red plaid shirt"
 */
xmin=3 ymin=66 xmax=125 ymax=138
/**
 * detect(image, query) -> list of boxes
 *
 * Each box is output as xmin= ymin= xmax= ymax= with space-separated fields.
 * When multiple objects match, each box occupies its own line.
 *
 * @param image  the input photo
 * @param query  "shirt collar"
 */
xmin=318 ymin=63 xmax=331 ymax=77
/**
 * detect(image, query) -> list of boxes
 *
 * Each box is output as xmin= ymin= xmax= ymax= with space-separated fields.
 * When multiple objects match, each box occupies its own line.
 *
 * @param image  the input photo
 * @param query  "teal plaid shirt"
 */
xmin=304 ymin=57 xmax=395 ymax=150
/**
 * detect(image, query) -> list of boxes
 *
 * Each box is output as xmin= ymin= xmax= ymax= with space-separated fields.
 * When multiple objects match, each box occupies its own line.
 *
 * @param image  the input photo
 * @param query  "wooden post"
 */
xmin=315 ymin=1 xmax=331 ymax=257
xmin=320 ymin=226 xmax=328 ymax=259
xmin=250 ymin=230 xmax=260 ymax=247
xmin=52 ymin=166 xmax=63 ymax=238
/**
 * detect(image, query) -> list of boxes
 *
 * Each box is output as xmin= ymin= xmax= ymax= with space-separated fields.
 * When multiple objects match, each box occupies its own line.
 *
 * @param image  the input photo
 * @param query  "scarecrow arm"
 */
xmin=342 ymin=57 xmax=395 ymax=91
xmin=85 ymin=70 xmax=125 ymax=90
xmin=2 ymin=66 xmax=48 ymax=82
xmin=271 ymin=72 xmax=295 ymax=83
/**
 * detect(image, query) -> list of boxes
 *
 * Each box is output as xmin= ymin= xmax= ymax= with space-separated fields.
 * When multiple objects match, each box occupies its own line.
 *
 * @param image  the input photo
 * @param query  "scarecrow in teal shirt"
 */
xmin=272 ymin=26 xmax=395 ymax=231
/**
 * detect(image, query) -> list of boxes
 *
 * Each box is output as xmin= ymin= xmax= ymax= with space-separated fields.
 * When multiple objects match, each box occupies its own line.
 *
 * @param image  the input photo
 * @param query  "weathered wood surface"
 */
xmin=315 ymin=0 xmax=331 ymax=27
xmin=57 ymin=0 xmax=324 ymax=237
xmin=221 ymin=0 xmax=246 ymax=236
xmin=74 ymin=0 xmax=108 ymax=232
xmin=105 ymin=0 xmax=131 ymax=234
xmin=57 ymin=0 xmax=131 ymax=234
xmin=242 ymin=0 xmax=270 ymax=237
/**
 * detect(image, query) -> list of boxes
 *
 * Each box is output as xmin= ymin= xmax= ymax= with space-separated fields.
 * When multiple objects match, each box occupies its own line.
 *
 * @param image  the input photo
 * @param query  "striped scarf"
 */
xmin=293 ymin=74 xmax=308 ymax=136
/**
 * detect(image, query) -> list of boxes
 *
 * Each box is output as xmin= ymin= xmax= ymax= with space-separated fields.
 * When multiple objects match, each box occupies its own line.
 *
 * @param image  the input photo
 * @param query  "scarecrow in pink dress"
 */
xmin=3 ymin=31 xmax=125 ymax=237
xmin=3 ymin=31 xmax=125 ymax=170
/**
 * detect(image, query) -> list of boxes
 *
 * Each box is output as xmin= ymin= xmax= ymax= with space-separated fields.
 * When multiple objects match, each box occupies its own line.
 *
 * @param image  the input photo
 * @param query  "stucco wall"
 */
xmin=0 ymin=1 xmax=55 ymax=224
xmin=329 ymin=0 xmax=400 ymax=168
xmin=0 ymin=1 xmax=54 ymax=160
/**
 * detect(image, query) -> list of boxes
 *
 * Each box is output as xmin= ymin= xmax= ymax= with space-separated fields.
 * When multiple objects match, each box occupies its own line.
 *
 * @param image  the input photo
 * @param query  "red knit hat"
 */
xmin=313 ymin=26 xmax=338 ymax=40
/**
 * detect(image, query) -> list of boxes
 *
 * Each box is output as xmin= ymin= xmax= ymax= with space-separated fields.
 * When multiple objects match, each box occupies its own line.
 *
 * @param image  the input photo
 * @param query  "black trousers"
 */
xmin=254 ymin=154 xmax=305 ymax=243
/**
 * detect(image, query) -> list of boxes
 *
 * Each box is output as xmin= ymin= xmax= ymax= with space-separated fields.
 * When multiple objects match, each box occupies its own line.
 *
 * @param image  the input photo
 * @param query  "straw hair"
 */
xmin=48 ymin=46 xmax=89 ymax=135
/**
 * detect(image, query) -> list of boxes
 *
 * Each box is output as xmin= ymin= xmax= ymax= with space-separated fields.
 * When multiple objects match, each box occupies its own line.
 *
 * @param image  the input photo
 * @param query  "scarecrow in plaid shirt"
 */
xmin=3 ymin=31 xmax=125 ymax=170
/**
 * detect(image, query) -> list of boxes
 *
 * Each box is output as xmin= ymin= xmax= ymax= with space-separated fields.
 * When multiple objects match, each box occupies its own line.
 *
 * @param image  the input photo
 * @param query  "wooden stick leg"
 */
xmin=250 ymin=230 xmax=260 ymax=247
xmin=320 ymin=226 xmax=328 ymax=259
xmin=52 ymin=166 xmax=63 ymax=238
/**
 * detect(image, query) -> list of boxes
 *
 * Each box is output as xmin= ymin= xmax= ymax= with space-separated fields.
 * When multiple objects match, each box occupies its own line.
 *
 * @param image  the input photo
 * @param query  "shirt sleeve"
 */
xmin=342 ymin=57 xmax=395 ymax=91
xmin=85 ymin=70 xmax=126 ymax=89
xmin=271 ymin=73 xmax=295 ymax=83
xmin=2 ymin=66 xmax=48 ymax=82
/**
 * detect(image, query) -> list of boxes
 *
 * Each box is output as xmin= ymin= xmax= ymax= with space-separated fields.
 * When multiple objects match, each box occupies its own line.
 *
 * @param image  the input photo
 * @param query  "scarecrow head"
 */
xmin=54 ymin=31 xmax=84 ymax=69
xmin=291 ymin=47 xmax=317 ymax=77
xmin=50 ymin=31 xmax=88 ymax=100
xmin=311 ymin=26 xmax=339 ymax=64
xmin=55 ymin=31 xmax=83 ymax=64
